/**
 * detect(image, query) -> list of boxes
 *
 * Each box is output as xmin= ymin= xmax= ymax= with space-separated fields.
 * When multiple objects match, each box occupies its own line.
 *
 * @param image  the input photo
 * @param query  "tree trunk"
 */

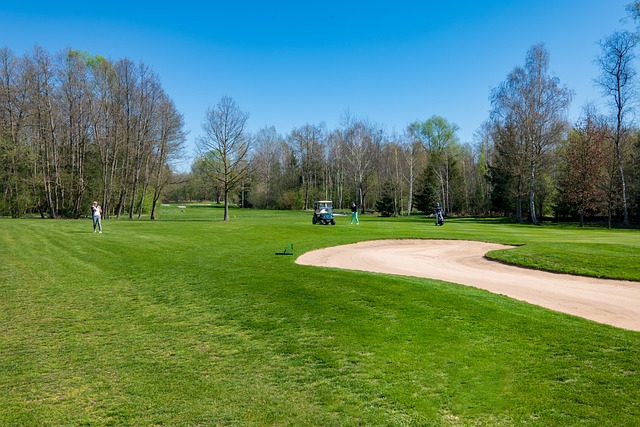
xmin=223 ymin=186 xmax=230 ymax=221
xmin=615 ymin=141 xmax=629 ymax=226
xmin=529 ymin=159 xmax=539 ymax=225
xmin=515 ymin=194 xmax=522 ymax=224
xmin=407 ymin=154 xmax=414 ymax=215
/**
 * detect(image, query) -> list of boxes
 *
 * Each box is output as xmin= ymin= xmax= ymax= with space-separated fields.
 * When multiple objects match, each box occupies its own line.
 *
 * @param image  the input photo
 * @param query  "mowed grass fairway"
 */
xmin=1 ymin=206 xmax=640 ymax=426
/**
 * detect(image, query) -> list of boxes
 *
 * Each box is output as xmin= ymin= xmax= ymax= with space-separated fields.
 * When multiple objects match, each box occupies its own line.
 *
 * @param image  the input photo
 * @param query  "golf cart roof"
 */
xmin=317 ymin=200 xmax=332 ymax=204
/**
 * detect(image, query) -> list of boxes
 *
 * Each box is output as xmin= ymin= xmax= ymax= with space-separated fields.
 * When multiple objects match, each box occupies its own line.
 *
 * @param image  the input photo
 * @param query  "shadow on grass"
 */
xmin=362 ymin=216 xmax=516 ymax=224
xmin=180 ymin=204 xmax=225 ymax=209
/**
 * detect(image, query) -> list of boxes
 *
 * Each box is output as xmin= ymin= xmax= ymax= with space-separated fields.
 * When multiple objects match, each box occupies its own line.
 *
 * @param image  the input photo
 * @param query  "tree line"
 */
xmin=175 ymin=107 xmax=507 ymax=219
xmin=4 ymin=4 xmax=640 ymax=226
xmin=0 ymin=46 xmax=185 ymax=219
xmin=173 ymin=4 xmax=640 ymax=227
xmin=174 ymin=47 xmax=640 ymax=226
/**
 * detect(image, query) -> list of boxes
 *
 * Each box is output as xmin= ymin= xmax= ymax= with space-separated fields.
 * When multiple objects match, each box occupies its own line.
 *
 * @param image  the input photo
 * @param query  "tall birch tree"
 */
xmin=595 ymin=31 xmax=637 ymax=226
xmin=490 ymin=44 xmax=572 ymax=225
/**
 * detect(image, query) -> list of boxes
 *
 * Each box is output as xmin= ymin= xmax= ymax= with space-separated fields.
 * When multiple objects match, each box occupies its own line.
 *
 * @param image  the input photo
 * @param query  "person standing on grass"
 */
xmin=350 ymin=202 xmax=359 ymax=224
xmin=91 ymin=201 xmax=102 ymax=233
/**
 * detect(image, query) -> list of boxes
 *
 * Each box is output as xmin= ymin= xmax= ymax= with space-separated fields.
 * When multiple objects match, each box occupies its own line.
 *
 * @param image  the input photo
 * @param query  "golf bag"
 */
xmin=434 ymin=206 xmax=444 ymax=226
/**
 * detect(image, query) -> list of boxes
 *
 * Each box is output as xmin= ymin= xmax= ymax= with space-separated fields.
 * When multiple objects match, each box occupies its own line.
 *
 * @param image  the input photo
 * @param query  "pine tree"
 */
xmin=375 ymin=180 xmax=396 ymax=217
xmin=413 ymin=164 xmax=437 ymax=213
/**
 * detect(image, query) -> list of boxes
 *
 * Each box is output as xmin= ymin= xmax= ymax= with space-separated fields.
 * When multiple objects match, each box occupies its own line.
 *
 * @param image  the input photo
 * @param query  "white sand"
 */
xmin=296 ymin=239 xmax=640 ymax=332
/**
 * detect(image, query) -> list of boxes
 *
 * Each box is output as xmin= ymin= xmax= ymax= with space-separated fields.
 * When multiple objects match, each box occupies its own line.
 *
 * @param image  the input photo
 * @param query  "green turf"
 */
xmin=1 ymin=205 xmax=639 ymax=426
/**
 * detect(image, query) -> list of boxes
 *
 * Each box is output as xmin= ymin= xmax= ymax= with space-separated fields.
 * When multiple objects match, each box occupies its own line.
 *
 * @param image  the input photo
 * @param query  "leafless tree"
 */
xmin=288 ymin=123 xmax=325 ymax=210
xmin=559 ymin=105 xmax=609 ymax=226
xmin=471 ymin=122 xmax=494 ymax=215
xmin=59 ymin=49 xmax=93 ymax=217
xmin=149 ymin=94 xmax=185 ymax=219
xmin=595 ymin=31 xmax=637 ymax=226
xmin=0 ymin=47 xmax=30 ymax=217
xmin=326 ymin=130 xmax=347 ymax=209
xmin=250 ymin=126 xmax=284 ymax=208
xmin=339 ymin=112 xmax=382 ymax=213
xmin=491 ymin=44 xmax=572 ymax=224
xmin=197 ymin=96 xmax=251 ymax=221
xmin=89 ymin=55 xmax=120 ymax=219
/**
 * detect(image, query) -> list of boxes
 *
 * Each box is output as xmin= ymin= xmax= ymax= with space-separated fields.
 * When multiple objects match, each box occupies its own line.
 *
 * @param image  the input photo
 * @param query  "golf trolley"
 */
xmin=435 ymin=205 xmax=444 ymax=226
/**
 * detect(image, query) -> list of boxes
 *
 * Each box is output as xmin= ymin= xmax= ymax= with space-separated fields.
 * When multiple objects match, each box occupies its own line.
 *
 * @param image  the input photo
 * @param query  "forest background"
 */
xmin=3 ymin=3 xmax=640 ymax=227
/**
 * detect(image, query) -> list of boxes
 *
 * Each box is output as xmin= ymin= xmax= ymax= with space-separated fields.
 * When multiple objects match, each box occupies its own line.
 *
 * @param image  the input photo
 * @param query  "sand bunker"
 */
xmin=296 ymin=239 xmax=640 ymax=332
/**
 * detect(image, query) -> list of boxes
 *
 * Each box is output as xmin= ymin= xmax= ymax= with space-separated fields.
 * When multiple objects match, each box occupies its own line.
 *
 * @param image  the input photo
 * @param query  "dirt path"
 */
xmin=296 ymin=239 xmax=640 ymax=332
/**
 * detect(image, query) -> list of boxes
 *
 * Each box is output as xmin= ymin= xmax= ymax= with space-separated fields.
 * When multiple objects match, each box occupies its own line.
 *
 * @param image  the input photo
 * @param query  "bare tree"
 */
xmin=559 ymin=105 xmax=609 ymax=226
xmin=326 ymin=130 xmax=347 ymax=209
xmin=149 ymin=94 xmax=185 ymax=219
xmin=339 ymin=112 xmax=381 ymax=213
xmin=595 ymin=31 xmax=637 ymax=226
xmin=197 ymin=96 xmax=251 ymax=221
xmin=250 ymin=126 xmax=284 ymax=208
xmin=491 ymin=44 xmax=572 ymax=224
xmin=399 ymin=131 xmax=426 ymax=216
xmin=129 ymin=62 xmax=161 ymax=219
xmin=24 ymin=46 xmax=63 ymax=218
xmin=472 ymin=122 xmax=494 ymax=215
xmin=0 ymin=47 xmax=31 ymax=217
xmin=59 ymin=49 xmax=93 ymax=217
xmin=112 ymin=57 xmax=137 ymax=219
xmin=288 ymin=123 xmax=325 ymax=210
xmin=89 ymin=55 xmax=120 ymax=219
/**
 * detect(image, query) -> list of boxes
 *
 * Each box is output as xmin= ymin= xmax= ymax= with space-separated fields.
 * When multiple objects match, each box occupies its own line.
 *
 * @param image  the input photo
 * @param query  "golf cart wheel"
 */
xmin=331 ymin=219 xmax=335 ymax=225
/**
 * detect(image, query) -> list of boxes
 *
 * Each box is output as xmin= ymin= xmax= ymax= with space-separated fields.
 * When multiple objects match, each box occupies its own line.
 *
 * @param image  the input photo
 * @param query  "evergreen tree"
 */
xmin=375 ymin=180 xmax=396 ymax=217
xmin=413 ymin=164 xmax=437 ymax=213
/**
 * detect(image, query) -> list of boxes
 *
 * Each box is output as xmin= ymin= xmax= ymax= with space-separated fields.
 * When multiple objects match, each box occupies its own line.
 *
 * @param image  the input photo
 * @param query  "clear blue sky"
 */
xmin=0 ymin=1 xmax=634 ymax=170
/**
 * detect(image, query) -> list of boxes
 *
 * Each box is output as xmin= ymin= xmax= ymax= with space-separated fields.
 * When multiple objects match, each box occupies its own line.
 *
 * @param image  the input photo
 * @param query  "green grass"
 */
xmin=1 ymin=205 xmax=639 ymax=426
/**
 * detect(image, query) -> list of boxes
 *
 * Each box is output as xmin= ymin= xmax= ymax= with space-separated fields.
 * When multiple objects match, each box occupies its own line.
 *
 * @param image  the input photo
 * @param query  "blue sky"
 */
xmin=0 ymin=1 xmax=634 ymax=170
